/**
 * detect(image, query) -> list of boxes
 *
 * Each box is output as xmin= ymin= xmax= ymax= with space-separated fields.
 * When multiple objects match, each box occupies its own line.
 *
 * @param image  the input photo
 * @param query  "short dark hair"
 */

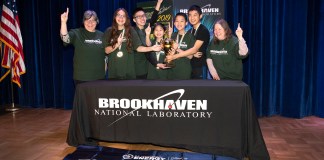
xmin=153 ymin=22 xmax=166 ymax=31
xmin=83 ymin=10 xmax=99 ymax=24
xmin=188 ymin=5 xmax=202 ymax=15
xmin=132 ymin=7 xmax=145 ymax=17
xmin=174 ymin=12 xmax=188 ymax=22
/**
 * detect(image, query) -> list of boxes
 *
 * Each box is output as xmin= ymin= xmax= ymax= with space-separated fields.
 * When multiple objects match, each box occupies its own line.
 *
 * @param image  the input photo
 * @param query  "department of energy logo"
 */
xmin=122 ymin=154 xmax=187 ymax=160
xmin=122 ymin=154 xmax=166 ymax=160
xmin=94 ymin=89 xmax=213 ymax=126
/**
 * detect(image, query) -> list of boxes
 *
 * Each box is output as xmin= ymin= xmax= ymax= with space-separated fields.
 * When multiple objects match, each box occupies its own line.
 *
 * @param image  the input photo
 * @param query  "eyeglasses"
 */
xmin=84 ymin=19 xmax=97 ymax=24
xmin=134 ymin=14 xmax=146 ymax=19
xmin=116 ymin=14 xmax=126 ymax=19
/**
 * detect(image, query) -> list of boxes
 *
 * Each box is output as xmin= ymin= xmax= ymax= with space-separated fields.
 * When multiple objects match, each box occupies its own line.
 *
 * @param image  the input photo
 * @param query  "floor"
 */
xmin=0 ymin=108 xmax=323 ymax=160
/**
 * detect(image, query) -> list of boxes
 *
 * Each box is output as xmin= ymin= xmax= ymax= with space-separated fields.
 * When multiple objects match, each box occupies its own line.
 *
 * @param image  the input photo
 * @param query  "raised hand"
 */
xmin=167 ymin=22 xmax=173 ymax=38
xmin=61 ymin=8 xmax=69 ymax=23
xmin=155 ymin=0 xmax=164 ymax=11
xmin=157 ymin=0 xmax=163 ymax=4
xmin=117 ymin=32 xmax=123 ymax=46
xmin=145 ymin=23 xmax=151 ymax=36
xmin=235 ymin=23 xmax=243 ymax=39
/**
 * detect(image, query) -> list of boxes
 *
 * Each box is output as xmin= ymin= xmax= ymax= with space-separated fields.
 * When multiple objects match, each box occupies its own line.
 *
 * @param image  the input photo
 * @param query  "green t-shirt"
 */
xmin=147 ymin=40 xmax=168 ymax=80
xmin=103 ymin=27 xmax=142 ymax=79
xmin=66 ymin=28 xmax=105 ymax=81
xmin=133 ymin=26 xmax=149 ymax=77
xmin=168 ymin=32 xmax=195 ymax=80
xmin=206 ymin=36 xmax=248 ymax=80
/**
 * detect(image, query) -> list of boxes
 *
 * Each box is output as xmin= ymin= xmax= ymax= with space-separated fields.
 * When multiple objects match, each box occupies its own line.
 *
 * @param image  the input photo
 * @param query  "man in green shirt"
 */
xmin=132 ymin=0 xmax=163 ymax=79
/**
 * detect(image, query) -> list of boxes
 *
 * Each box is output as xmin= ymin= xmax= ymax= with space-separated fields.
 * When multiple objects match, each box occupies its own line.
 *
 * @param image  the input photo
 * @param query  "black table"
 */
xmin=67 ymin=80 xmax=269 ymax=159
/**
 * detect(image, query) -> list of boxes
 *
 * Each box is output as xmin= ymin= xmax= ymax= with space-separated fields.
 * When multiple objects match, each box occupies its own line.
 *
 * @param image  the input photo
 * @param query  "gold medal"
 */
xmin=117 ymin=51 xmax=123 ymax=58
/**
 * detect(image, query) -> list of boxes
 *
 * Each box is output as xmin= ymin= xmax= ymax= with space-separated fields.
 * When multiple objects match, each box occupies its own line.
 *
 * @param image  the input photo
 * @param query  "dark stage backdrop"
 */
xmin=0 ymin=0 xmax=323 ymax=118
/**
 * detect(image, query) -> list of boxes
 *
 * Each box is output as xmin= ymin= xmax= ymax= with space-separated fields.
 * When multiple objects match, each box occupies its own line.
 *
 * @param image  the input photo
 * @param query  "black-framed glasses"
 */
xmin=117 ymin=14 xmax=126 ymax=19
xmin=134 ymin=14 xmax=146 ymax=19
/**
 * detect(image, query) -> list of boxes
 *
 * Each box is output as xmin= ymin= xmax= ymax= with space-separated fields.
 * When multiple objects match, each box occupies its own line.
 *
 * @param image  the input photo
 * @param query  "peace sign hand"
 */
xmin=167 ymin=22 xmax=173 ymax=38
xmin=61 ymin=8 xmax=69 ymax=23
xmin=235 ymin=23 xmax=243 ymax=40
xmin=117 ymin=32 xmax=123 ymax=46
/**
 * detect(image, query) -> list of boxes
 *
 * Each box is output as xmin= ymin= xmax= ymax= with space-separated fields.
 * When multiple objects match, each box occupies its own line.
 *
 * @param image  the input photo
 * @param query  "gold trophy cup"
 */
xmin=160 ymin=38 xmax=175 ymax=68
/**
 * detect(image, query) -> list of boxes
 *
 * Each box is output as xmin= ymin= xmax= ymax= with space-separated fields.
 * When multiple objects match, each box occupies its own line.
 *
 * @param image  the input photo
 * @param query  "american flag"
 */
xmin=0 ymin=0 xmax=25 ymax=87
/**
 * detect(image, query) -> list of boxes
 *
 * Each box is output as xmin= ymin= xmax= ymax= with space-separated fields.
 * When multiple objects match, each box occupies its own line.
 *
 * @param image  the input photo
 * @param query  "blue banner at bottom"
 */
xmin=64 ymin=145 xmax=238 ymax=160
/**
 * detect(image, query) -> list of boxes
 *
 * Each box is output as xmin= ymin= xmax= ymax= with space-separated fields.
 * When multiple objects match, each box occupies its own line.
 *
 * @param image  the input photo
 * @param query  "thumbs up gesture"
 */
xmin=235 ymin=23 xmax=243 ymax=40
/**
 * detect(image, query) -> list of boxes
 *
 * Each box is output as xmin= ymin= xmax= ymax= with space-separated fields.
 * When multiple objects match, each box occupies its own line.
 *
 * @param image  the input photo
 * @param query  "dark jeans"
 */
xmin=191 ymin=65 xmax=209 ymax=79
xmin=191 ymin=67 xmax=203 ymax=79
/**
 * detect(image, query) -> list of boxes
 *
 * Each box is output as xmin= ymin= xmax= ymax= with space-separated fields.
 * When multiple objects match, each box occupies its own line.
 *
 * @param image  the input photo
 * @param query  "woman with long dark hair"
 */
xmin=103 ymin=8 xmax=161 ymax=79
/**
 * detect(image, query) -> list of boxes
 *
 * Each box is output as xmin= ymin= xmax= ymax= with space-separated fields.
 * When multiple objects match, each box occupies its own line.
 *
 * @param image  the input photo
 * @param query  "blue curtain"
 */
xmin=225 ymin=0 xmax=323 ymax=118
xmin=1 ymin=0 xmax=323 ymax=118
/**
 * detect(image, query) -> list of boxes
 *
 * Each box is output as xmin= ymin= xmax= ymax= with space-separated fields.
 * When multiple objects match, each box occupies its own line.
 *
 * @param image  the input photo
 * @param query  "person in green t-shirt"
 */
xmin=166 ymin=13 xmax=196 ymax=80
xmin=145 ymin=23 xmax=170 ymax=80
xmin=206 ymin=19 xmax=249 ymax=80
xmin=60 ymin=8 xmax=105 ymax=86
xmin=103 ymin=8 xmax=161 ymax=80
xmin=132 ymin=0 xmax=163 ymax=79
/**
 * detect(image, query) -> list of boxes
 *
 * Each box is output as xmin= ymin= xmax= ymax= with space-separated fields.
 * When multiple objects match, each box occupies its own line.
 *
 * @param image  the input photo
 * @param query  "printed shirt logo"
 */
xmin=84 ymin=39 xmax=102 ymax=44
xmin=210 ymin=49 xmax=228 ymax=55
xmin=179 ymin=42 xmax=188 ymax=49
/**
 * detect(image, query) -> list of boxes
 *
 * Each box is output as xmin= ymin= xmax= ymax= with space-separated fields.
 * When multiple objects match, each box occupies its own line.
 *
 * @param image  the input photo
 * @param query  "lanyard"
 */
xmin=176 ymin=32 xmax=186 ymax=48
xmin=191 ymin=23 xmax=200 ymax=36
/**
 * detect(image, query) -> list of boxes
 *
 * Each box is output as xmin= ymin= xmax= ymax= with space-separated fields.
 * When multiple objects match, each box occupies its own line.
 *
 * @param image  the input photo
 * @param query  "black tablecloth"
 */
xmin=67 ymin=80 xmax=269 ymax=159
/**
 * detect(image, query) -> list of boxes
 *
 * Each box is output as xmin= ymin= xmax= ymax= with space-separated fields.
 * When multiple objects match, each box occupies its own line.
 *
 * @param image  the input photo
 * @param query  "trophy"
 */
xmin=160 ymin=32 xmax=175 ymax=68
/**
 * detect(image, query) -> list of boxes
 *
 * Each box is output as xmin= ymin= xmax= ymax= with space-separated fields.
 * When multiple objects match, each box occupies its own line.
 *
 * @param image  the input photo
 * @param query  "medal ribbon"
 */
xmin=155 ymin=41 xmax=161 ymax=61
xmin=176 ymin=32 xmax=186 ymax=49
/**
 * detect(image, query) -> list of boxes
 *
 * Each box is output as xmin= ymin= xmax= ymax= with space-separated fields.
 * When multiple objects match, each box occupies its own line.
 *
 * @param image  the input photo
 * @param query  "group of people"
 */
xmin=60 ymin=0 xmax=249 ymax=86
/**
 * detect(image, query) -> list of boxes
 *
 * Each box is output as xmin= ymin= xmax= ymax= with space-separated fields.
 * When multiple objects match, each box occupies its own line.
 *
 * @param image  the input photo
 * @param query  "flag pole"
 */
xmin=5 ymin=50 xmax=19 ymax=112
xmin=5 ymin=78 xmax=19 ymax=112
